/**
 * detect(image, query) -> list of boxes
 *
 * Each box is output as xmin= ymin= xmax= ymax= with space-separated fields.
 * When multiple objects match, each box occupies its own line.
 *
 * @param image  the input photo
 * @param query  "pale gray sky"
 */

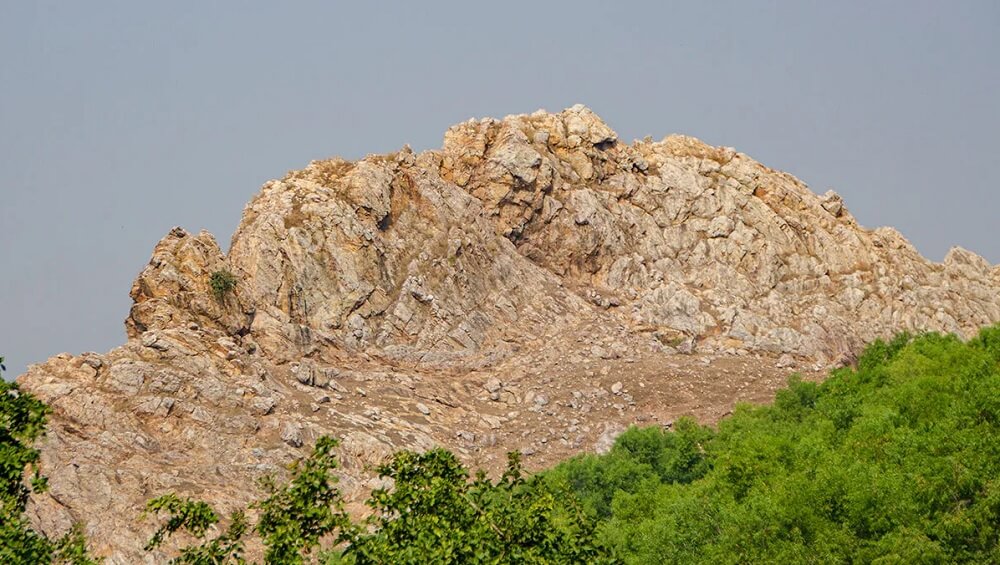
xmin=2 ymin=1 xmax=998 ymax=378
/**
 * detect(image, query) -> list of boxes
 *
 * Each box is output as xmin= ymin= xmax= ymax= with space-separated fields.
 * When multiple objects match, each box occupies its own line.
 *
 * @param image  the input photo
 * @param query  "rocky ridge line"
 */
xmin=19 ymin=105 xmax=1000 ymax=561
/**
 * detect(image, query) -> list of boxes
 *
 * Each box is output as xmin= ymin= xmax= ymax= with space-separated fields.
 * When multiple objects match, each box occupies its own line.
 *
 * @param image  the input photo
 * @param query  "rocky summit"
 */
xmin=18 ymin=105 xmax=1000 ymax=561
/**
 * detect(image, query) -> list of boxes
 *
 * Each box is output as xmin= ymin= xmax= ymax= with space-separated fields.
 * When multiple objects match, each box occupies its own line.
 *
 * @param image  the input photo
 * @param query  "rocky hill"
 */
xmin=19 ymin=105 xmax=1000 ymax=562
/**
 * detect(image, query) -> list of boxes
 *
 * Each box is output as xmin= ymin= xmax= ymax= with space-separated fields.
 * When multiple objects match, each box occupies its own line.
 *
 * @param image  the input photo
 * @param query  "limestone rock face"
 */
xmin=224 ymin=104 xmax=999 ymax=362
xmin=18 ymin=106 xmax=1000 ymax=561
xmin=126 ymin=227 xmax=253 ymax=339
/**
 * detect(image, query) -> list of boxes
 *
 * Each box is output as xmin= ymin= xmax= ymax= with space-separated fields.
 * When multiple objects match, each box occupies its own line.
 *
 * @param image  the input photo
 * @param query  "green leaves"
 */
xmin=342 ymin=449 xmax=616 ymax=564
xmin=209 ymin=270 xmax=238 ymax=301
xmin=253 ymin=436 xmax=346 ymax=564
xmin=0 ymin=377 xmax=96 ymax=563
xmin=143 ymin=437 xmax=346 ymax=564
xmin=143 ymin=494 xmax=221 ymax=552
xmin=52 ymin=524 xmax=100 ymax=565
xmin=551 ymin=325 xmax=1000 ymax=563
xmin=142 ymin=494 xmax=248 ymax=564
xmin=143 ymin=442 xmax=615 ymax=564
xmin=1 ymin=379 xmax=49 ymax=514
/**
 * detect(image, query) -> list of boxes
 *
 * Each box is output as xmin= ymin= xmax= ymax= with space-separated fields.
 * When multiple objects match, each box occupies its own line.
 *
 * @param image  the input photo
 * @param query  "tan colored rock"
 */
xmin=17 ymin=106 xmax=1000 ymax=561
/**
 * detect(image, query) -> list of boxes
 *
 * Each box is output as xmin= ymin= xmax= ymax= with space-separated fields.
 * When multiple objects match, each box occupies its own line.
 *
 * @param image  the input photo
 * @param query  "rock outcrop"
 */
xmin=18 ymin=105 xmax=1000 ymax=561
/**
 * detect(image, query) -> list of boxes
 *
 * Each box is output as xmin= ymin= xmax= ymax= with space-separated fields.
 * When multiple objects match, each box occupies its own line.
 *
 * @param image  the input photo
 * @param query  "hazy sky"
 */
xmin=1 ymin=1 xmax=998 ymax=378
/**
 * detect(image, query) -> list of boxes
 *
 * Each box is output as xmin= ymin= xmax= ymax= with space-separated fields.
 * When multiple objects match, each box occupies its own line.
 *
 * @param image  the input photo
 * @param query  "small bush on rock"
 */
xmin=209 ymin=270 xmax=238 ymax=300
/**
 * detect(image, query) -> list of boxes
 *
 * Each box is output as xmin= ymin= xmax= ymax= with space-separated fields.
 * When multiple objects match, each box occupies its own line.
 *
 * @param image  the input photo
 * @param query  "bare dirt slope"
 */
xmin=19 ymin=106 xmax=999 ymax=562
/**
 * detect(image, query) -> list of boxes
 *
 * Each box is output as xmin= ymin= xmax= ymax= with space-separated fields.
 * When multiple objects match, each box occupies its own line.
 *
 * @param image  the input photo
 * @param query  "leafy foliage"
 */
xmin=143 ymin=493 xmax=248 ymax=564
xmin=548 ymin=326 xmax=1000 ymax=563
xmin=143 ymin=437 xmax=346 ymax=564
xmin=144 ymin=444 xmax=613 ymax=563
xmin=542 ymin=418 xmax=714 ymax=520
xmin=341 ymin=450 xmax=616 ymax=564
xmin=51 ymin=524 xmax=100 ymax=565
xmin=145 ymin=494 xmax=222 ymax=550
xmin=209 ymin=270 xmax=238 ymax=301
xmin=253 ymin=436 xmax=346 ymax=564
xmin=1 ymin=376 xmax=49 ymax=515
xmin=0 ymin=368 xmax=97 ymax=564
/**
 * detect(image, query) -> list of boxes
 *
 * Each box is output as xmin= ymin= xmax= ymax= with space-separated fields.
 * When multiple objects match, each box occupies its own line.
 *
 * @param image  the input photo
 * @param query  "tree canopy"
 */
xmin=546 ymin=327 xmax=1000 ymax=563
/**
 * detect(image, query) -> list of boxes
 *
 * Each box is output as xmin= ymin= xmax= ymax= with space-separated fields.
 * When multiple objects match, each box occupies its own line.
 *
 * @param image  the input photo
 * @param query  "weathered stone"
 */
xmin=594 ymin=424 xmax=625 ymax=455
xmin=281 ymin=423 xmax=304 ymax=447
xmin=776 ymin=354 xmax=796 ymax=369
xmin=821 ymin=190 xmax=845 ymax=217
xmin=250 ymin=396 xmax=276 ymax=416
xmin=15 ymin=105 xmax=1000 ymax=562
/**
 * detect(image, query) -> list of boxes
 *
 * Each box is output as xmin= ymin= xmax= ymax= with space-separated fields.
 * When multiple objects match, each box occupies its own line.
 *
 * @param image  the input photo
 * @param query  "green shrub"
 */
xmin=144 ymin=437 xmax=345 ymax=564
xmin=0 ymin=370 xmax=96 ymax=564
xmin=546 ymin=326 xmax=1000 ymax=563
xmin=208 ymin=270 xmax=238 ymax=301
xmin=341 ymin=450 xmax=615 ymax=564
xmin=144 ymin=444 xmax=615 ymax=564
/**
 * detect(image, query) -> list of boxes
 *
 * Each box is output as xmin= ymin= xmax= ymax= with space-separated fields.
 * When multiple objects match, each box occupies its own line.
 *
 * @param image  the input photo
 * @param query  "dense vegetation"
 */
xmin=545 ymin=327 xmax=1000 ymax=563
xmin=6 ymin=325 xmax=1000 ymax=563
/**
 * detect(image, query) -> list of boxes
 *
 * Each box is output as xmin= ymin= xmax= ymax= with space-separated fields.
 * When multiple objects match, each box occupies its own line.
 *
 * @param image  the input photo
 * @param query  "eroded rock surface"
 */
xmin=19 ymin=105 xmax=1000 ymax=561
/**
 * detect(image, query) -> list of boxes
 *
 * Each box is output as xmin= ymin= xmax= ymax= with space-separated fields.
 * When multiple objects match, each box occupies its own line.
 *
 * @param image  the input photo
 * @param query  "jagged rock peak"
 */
xmin=203 ymin=105 xmax=997 ymax=365
xmin=17 ymin=105 xmax=1000 ymax=561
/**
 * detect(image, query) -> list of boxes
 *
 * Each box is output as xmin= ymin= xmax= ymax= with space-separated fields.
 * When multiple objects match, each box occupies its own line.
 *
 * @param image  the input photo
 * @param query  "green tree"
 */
xmin=0 ymin=357 xmax=97 ymax=564
xmin=143 ymin=494 xmax=247 ymax=564
xmin=145 ymin=439 xmax=614 ymax=564
xmin=340 ymin=450 xmax=617 ymax=564
xmin=144 ymin=437 xmax=346 ymax=564
xmin=253 ymin=436 xmax=347 ymax=564
xmin=549 ymin=327 xmax=1000 ymax=563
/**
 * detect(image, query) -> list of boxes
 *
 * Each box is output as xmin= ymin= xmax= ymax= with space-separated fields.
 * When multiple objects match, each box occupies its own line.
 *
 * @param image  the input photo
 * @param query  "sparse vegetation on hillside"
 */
xmin=209 ymin=270 xmax=238 ymax=300
xmin=8 ymin=326 xmax=1000 ymax=563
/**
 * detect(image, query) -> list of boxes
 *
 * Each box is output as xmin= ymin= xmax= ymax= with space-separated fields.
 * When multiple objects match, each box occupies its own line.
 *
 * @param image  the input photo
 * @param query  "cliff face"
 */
xmin=19 ymin=106 xmax=1000 ymax=561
